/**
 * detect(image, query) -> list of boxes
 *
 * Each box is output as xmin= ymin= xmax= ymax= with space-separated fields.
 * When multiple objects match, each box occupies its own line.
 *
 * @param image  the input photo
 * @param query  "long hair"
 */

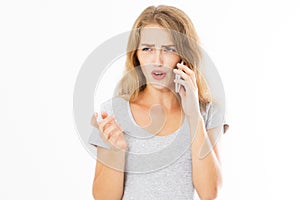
xmin=115 ymin=5 xmax=211 ymax=110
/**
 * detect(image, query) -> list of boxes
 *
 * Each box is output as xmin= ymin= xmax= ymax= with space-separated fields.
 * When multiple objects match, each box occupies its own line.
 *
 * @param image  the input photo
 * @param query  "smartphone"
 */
xmin=175 ymin=60 xmax=184 ymax=93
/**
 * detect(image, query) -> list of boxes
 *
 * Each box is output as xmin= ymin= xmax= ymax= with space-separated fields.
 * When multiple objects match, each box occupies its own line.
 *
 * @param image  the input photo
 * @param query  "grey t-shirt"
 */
xmin=89 ymin=97 xmax=228 ymax=200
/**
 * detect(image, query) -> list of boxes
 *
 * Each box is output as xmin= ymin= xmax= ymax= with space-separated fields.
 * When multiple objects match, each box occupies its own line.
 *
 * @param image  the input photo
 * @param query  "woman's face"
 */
xmin=136 ymin=24 xmax=181 ymax=91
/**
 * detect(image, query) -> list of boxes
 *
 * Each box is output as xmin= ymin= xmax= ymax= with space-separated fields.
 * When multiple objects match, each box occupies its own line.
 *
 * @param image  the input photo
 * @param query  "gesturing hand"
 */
xmin=92 ymin=112 xmax=127 ymax=151
xmin=173 ymin=62 xmax=201 ymax=118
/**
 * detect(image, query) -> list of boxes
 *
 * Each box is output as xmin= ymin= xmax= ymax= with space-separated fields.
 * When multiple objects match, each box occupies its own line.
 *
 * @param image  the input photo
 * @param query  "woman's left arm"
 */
xmin=188 ymin=116 xmax=223 ymax=200
xmin=174 ymin=63 xmax=223 ymax=200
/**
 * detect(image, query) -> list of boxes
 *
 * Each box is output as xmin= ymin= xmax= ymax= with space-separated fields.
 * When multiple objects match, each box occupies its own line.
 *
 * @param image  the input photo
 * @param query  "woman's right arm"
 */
xmin=91 ymin=113 xmax=127 ymax=200
xmin=93 ymin=147 xmax=125 ymax=200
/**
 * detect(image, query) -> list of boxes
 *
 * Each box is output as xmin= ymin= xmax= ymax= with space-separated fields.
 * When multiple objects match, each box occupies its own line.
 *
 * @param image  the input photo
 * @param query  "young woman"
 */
xmin=89 ymin=5 xmax=228 ymax=200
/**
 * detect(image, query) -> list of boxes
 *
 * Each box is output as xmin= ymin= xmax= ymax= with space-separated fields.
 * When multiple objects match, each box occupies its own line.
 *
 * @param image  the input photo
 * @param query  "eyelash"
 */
xmin=141 ymin=47 xmax=177 ymax=53
xmin=165 ymin=47 xmax=176 ymax=52
xmin=142 ymin=47 xmax=152 ymax=52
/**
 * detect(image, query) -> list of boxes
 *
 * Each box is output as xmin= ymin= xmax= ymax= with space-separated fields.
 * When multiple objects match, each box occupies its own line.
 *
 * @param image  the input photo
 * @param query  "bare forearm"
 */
xmin=188 ymin=117 xmax=222 ymax=199
xmin=93 ymin=147 xmax=126 ymax=200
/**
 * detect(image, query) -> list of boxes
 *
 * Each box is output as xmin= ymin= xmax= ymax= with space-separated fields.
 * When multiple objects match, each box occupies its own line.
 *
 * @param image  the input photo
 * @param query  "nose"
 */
xmin=153 ymin=48 xmax=163 ymax=67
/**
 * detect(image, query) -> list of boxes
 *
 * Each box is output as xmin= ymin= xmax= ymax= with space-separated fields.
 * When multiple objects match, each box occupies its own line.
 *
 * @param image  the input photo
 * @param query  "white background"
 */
xmin=1 ymin=0 xmax=300 ymax=199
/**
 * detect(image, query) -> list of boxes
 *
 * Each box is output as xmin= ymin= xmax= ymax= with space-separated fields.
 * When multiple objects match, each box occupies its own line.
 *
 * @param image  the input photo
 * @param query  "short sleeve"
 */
xmin=206 ymin=103 xmax=229 ymax=134
xmin=88 ymin=128 xmax=110 ymax=149
xmin=88 ymin=99 xmax=114 ymax=149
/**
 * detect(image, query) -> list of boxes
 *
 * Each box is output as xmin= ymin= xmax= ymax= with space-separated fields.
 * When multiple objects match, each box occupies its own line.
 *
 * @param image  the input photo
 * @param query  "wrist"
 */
xmin=187 ymin=110 xmax=202 ymax=124
xmin=187 ymin=112 xmax=205 ymax=137
xmin=97 ymin=147 xmax=126 ymax=172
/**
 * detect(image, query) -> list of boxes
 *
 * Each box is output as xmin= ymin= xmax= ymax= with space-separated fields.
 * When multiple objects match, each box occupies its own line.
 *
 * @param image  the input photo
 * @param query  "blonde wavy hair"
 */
xmin=115 ymin=5 xmax=211 ymax=110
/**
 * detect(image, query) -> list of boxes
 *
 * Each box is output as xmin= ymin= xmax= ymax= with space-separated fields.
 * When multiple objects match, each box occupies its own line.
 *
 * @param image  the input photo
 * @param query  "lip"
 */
xmin=151 ymin=70 xmax=167 ymax=80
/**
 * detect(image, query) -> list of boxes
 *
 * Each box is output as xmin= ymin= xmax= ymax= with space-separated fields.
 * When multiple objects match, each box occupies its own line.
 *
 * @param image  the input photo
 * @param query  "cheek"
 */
xmin=140 ymin=66 xmax=151 ymax=76
xmin=136 ymin=51 xmax=147 ymax=66
xmin=165 ymin=56 xmax=180 ymax=68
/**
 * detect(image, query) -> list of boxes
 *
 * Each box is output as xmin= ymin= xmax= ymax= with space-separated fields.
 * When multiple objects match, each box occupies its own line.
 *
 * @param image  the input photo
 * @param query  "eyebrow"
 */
xmin=140 ymin=43 xmax=176 ymax=47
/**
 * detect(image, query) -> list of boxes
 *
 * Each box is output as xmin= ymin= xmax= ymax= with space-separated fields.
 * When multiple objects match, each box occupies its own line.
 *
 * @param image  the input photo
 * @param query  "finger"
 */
xmin=173 ymin=68 xmax=189 ymax=80
xmin=111 ymin=134 xmax=127 ymax=150
xmin=100 ymin=115 xmax=115 ymax=125
xmin=174 ymin=69 xmax=196 ymax=87
xmin=117 ymin=138 xmax=127 ymax=150
xmin=96 ymin=111 xmax=106 ymax=122
xmin=178 ymin=85 xmax=186 ymax=97
xmin=101 ymin=112 xmax=108 ymax=119
xmin=103 ymin=120 xmax=124 ymax=139
xmin=174 ymin=78 xmax=187 ymax=95
xmin=176 ymin=62 xmax=193 ymax=75
xmin=176 ymin=63 xmax=197 ymax=86
xmin=114 ymin=121 xmax=124 ymax=132
xmin=108 ymin=130 xmax=121 ymax=149
xmin=95 ymin=111 xmax=108 ymax=123
xmin=98 ymin=115 xmax=115 ymax=132
xmin=91 ymin=113 xmax=98 ymax=128
xmin=103 ymin=124 xmax=118 ymax=140
xmin=104 ymin=115 xmax=123 ymax=132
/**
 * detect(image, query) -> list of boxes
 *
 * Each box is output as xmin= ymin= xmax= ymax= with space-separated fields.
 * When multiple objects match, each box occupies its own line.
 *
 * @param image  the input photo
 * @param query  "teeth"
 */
xmin=154 ymin=72 xmax=163 ymax=75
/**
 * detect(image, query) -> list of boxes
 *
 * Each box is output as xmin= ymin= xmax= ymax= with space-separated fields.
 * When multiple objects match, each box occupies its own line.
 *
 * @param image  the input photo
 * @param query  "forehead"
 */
xmin=139 ymin=25 xmax=174 ymax=45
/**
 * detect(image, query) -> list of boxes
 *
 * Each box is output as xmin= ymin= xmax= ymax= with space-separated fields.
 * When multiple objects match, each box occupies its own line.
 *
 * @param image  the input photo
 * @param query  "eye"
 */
xmin=163 ymin=47 xmax=176 ymax=53
xmin=142 ymin=47 xmax=153 ymax=52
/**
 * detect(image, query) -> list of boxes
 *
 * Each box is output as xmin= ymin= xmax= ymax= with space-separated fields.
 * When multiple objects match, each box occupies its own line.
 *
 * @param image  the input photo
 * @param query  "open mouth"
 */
xmin=151 ymin=71 xmax=166 ymax=80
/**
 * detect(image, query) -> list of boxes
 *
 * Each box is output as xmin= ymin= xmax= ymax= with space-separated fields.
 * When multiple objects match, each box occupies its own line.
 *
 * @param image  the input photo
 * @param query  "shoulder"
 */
xmin=201 ymin=101 xmax=229 ymax=133
xmin=200 ymin=102 xmax=220 ymax=121
xmin=99 ymin=97 xmax=128 ymax=115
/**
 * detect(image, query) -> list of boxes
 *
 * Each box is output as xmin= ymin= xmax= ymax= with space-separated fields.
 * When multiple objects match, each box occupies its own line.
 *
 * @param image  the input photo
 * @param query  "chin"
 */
xmin=148 ymin=81 xmax=173 ymax=92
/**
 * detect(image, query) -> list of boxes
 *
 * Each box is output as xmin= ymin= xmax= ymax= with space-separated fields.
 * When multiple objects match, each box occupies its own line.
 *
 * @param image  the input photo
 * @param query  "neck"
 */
xmin=137 ymin=85 xmax=180 ymax=110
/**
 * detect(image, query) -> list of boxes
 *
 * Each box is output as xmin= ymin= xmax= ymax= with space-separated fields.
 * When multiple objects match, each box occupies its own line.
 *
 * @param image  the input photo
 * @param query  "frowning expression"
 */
xmin=137 ymin=24 xmax=181 ymax=90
